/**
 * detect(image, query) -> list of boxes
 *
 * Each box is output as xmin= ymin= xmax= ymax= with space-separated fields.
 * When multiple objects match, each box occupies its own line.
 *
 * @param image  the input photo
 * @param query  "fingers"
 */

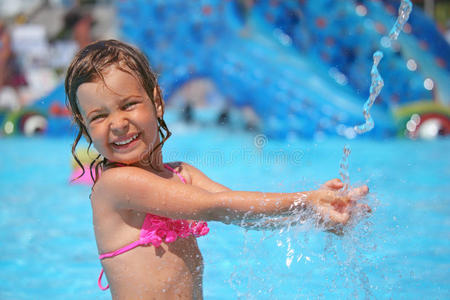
xmin=328 ymin=209 xmax=350 ymax=225
xmin=316 ymin=184 xmax=371 ymax=237
xmin=316 ymin=189 xmax=349 ymax=212
xmin=348 ymin=185 xmax=369 ymax=200
xmin=323 ymin=203 xmax=372 ymax=236
xmin=319 ymin=207 xmax=348 ymax=236
xmin=323 ymin=178 xmax=344 ymax=190
xmin=313 ymin=183 xmax=371 ymax=236
xmin=318 ymin=205 xmax=349 ymax=225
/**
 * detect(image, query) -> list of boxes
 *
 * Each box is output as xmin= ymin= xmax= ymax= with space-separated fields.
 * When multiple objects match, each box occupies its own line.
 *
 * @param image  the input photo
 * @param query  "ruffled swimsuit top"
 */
xmin=97 ymin=163 xmax=209 ymax=290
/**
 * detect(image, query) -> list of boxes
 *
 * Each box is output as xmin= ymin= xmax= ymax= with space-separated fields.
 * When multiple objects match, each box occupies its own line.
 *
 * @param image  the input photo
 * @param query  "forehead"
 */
xmin=76 ymin=66 xmax=146 ymax=111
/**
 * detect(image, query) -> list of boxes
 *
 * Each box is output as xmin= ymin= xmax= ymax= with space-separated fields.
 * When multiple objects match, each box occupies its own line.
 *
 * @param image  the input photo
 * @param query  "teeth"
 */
xmin=114 ymin=134 xmax=138 ymax=146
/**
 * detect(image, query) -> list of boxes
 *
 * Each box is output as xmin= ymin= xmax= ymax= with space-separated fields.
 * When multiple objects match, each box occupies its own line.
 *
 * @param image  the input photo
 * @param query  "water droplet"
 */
xmin=355 ymin=5 xmax=367 ymax=17
xmin=406 ymin=59 xmax=417 ymax=71
xmin=424 ymin=78 xmax=434 ymax=90
xmin=286 ymin=255 xmax=293 ymax=268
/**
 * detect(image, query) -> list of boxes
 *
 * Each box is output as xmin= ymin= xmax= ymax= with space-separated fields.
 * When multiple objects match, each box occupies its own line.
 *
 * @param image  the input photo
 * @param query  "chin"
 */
xmin=113 ymin=151 xmax=152 ymax=166
xmin=111 ymin=156 xmax=140 ymax=165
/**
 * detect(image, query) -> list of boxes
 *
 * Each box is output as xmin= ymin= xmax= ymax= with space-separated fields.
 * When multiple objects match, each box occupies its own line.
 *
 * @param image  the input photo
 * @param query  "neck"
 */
xmin=103 ymin=147 xmax=165 ymax=174
xmin=134 ymin=148 xmax=165 ymax=173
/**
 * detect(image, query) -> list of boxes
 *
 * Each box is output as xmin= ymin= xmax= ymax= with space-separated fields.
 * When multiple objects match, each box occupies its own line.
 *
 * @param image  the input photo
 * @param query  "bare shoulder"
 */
xmin=91 ymin=166 xmax=159 ymax=206
xmin=178 ymin=162 xmax=231 ymax=193
xmin=91 ymin=164 xmax=215 ymax=220
xmin=90 ymin=167 xmax=123 ymax=210
xmin=94 ymin=165 xmax=144 ymax=186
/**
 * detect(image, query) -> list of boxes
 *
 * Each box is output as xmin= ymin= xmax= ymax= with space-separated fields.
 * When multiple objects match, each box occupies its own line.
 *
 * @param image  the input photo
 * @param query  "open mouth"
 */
xmin=111 ymin=133 xmax=140 ymax=150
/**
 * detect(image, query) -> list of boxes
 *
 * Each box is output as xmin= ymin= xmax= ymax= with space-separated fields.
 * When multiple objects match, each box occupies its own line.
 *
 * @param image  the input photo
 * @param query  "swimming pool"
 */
xmin=1 ymin=123 xmax=449 ymax=299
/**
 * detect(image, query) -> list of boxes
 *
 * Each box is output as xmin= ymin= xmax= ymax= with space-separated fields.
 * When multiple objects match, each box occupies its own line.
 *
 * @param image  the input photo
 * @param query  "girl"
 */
xmin=65 ymin=40 xmax=369 ymax=299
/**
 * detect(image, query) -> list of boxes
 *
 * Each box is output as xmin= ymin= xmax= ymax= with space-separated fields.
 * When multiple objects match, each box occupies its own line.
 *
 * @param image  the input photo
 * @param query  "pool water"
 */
xmin=1 ymin=124 xmax=449 ymax=299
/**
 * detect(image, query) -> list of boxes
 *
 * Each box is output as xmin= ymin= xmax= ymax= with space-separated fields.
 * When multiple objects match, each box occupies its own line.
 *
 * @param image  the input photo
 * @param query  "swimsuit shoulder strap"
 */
xmin=164 ymin=163 xmax=187 ymax=184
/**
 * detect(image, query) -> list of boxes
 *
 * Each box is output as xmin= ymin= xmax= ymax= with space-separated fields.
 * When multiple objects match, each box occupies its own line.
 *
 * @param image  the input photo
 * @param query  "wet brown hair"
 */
xmin=65 ymin=39 xmax=171 ymax=183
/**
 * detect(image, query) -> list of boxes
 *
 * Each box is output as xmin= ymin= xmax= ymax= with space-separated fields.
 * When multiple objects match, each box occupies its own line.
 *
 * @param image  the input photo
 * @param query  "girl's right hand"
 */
xmin=309 ymin=179 xmax=370 ymax=231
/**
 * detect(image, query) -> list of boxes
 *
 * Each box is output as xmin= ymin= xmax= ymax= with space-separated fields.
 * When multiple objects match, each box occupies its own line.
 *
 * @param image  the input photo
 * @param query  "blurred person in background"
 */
xmin=50 ymin=7 xmax=95 ymax=74
xmin=63 ymin=7 xmax=94 ymax=49
xmin=0 ymin=20 xmax=27 ymax=110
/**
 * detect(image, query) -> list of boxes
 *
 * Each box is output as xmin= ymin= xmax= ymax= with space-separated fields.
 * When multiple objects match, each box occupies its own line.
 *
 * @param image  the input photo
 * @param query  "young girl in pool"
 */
xmin=65 ymin=40 xmax=369 ymax=299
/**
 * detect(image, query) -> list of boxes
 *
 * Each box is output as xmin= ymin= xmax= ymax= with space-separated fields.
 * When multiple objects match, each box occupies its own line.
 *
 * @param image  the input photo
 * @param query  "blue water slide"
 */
xmin=117 ymin=0 xmax=396 ymax=138
xmin=23 ymin=0 xmax=404 ymax=138
xmin=210 ymin=13 xmax=395 ymax=138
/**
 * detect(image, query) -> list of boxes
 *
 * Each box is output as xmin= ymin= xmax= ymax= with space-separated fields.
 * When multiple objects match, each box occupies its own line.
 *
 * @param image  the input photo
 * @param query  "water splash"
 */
xmin=228 ymin=1 xmax=414 ymax=298
xmin=331 ymin=4 xmax=414 ymax=294
xmin=331 ymin=2 xmax=413 ymax=295
xmin=228 ymin=201 xmax=376 ymax=298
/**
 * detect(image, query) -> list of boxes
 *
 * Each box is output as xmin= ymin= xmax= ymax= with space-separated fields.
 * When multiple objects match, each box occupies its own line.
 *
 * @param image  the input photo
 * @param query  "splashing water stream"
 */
xmin=290 ymin=0 xmax=412 ymax=296
xmin=333 ymin=0 xmax=412 ymax=295
xmin=232 ymin=1 xmax=413 ymax=297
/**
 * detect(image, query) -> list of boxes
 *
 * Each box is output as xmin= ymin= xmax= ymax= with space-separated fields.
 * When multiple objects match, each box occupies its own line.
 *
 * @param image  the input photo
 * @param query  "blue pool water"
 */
xmin=1 ymin=124 xmax=449 ymax=299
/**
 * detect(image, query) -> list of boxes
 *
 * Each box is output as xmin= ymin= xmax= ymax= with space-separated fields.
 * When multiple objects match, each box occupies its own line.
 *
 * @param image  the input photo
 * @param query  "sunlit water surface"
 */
xmin=0 ymin=124 xmax=449 ymax=299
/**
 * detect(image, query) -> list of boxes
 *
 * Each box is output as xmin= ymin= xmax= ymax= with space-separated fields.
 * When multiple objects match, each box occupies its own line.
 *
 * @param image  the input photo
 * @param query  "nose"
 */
xmin=110 ymin=113 xmax=129 ymax=135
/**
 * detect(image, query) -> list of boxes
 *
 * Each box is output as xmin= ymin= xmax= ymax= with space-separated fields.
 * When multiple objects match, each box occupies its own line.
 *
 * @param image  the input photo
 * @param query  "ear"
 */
xmin=153 ymin=86 xmax=165 ymax=119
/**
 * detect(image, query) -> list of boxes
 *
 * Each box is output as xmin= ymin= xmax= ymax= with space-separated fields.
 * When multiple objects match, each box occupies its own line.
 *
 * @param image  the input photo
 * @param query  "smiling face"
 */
xmin=76 ymin=66 xmax=163 ymax=165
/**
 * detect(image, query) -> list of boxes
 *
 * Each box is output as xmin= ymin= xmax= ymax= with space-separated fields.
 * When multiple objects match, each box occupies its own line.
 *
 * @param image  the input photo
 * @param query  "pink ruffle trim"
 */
xmin=139 ymin=214 xmax=209 ymax=248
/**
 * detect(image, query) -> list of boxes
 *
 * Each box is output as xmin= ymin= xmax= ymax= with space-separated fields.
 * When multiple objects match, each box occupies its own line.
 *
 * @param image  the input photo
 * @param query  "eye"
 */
xmin=90 ymin=114 xmax=106 ymax=123
xmin=123 ymin=101 xmax=139 ymax=110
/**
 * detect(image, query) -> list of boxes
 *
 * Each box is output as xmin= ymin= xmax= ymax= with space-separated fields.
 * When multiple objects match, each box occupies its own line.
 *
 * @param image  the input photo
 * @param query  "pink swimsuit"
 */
xmin=97 ymin=164 xmax=209 ymax=290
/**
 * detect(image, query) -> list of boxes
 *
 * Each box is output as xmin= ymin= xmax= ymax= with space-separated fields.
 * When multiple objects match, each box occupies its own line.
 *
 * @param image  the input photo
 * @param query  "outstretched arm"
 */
xmin=93 ymin=166 xmax=368 ymax=229
xmin=93 ymin=166 xmax=308 ymax=220
xmin=235 ymin=179 xmax=369 ymax=231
